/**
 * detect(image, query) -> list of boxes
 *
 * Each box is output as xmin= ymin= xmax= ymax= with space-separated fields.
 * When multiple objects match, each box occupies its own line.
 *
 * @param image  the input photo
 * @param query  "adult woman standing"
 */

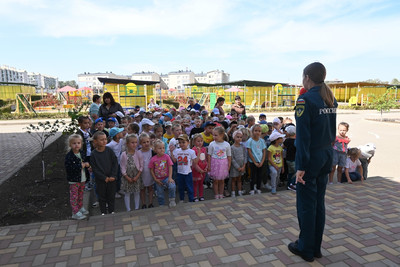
xmin=288 ymin=62 xmax=337 ymax=262
xmin=231 ymin=96 xmax=246 ymax=116
xmin=212 ymin=97 xmax=225 ymax=117
xmin=98 ymin=92 xmax=125 ymax=127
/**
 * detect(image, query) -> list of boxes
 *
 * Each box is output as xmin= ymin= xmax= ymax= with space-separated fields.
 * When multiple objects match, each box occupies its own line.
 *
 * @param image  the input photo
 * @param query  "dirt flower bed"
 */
xmin=0 ymin=135 xmax=71 ymax=226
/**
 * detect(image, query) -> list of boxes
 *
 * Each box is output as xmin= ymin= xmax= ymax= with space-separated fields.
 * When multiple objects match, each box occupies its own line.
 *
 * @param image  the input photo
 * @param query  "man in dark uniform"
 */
xmin=288 ymin=62 xmax=337 ymax=262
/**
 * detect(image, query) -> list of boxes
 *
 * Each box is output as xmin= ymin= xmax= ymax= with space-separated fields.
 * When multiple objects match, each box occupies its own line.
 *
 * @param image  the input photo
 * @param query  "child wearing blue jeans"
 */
xmin=171 ymin=134 xmax=197 ymax=202
xmin=149 ymin=140 xmax=176 ymax=207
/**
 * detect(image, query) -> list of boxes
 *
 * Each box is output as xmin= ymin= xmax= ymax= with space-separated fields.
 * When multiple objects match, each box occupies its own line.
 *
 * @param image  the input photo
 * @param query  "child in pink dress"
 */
xmin=208 ymin=126 xmax=231 ymax=199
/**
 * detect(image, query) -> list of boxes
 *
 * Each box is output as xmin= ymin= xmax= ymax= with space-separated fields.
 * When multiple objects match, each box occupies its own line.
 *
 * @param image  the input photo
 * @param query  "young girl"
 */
xmin=191 ymin=134 xmax=208 ymax=201
xmin=208 ymin=126 xmax=232 ymax=199
xmin=246 ymin=124 xmax=266 ymax=195
xmin=330 ymin=122 xmax=351 ymax=184
xmin=65 ymin=134 xmax=90 ymax=220
xmin=230 ymin=130 xmax=247 ymax=197
xmin=341 ymin=148 xmax=364 ymax=183
xmin=267 ymin=131 xmax=285 ymax=194
xmin=149 ymin=140 xmax=176 ymax=207
xmin=120 ymin=134 xmax=143 ymax=211
xmin=137 ymin=133 xmax=155 ymax=209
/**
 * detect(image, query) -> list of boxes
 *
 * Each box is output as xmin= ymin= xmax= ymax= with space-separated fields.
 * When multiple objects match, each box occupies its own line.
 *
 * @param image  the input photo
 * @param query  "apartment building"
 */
xmin=77 ymin=72 xmax=129 ymax=93
xmin=1 ymin=65 xmax=58 ymax=90
xmin=0 ymin=65 xmax=28 ymax=84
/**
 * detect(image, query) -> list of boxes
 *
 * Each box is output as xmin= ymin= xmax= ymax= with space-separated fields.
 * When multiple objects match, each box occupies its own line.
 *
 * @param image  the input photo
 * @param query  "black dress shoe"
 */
xmin=288 ymin=242 xmax=314 ymax=262
xmin=314 ymin=251 xmax=322 ymax=258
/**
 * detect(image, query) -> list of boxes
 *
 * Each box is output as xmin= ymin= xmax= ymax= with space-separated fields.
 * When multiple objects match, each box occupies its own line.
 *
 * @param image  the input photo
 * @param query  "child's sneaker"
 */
xmin=249 ymin=190 xmax=255 ymax=195
xmin=238 ymin=191 xmax=243 ymax=196
xmin=194 ymin=197 xmax=199 ymax=202
xmin=92 ymin=201 xmax=99 ymax=208
xmin=169 ymin=199 xmax=176 ymax=207
xmin=199 ymin=197 xmax=205 ymax=201
xmin=79 ymin=207 xmax=89 ymax=215
xmin=265 ymin=183 xmax=272 ymax=190
xmin=231 ymin=191 xmax=236 ymax=197
xmin=256 ymin=189 xmax=262 ymax=194
xmin=271 ymin=188 xmax=277 ymax=194
xmin=288 ymin=184 xmax=296 ymax=191
xmin=72 ymin=211 xmax=86 ymax=220
xmin=115 ymin=193 xmax=121 ymax=199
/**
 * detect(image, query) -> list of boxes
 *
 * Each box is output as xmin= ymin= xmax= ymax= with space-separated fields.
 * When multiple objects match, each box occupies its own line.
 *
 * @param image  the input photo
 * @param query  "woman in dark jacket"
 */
xmin=98 ymin=92 xmax=124 ymax=127
xmin=288 ymin=62 xmax=337 ymax=262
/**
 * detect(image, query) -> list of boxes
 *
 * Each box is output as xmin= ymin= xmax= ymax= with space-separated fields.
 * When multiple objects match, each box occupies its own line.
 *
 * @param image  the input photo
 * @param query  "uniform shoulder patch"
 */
xmin=295 ymin=98 xmax=305 ymax=117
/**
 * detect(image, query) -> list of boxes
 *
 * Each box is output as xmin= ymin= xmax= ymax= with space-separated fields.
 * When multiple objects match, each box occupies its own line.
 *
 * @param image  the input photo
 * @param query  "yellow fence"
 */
xmin=103 ymin=82 xmax=156 ymax=110
xmin=0 ymin=84 xmax=36 ymax=101
xmin=185 ymin=85 xmax=298 ymax=108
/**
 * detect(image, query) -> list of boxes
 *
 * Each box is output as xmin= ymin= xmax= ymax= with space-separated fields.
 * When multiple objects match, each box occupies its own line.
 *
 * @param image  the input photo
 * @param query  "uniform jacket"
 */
xmin=65 ymin=150 xmax=88 ymax=183
xmin=295 ymin=86 xmax=337 ymax=173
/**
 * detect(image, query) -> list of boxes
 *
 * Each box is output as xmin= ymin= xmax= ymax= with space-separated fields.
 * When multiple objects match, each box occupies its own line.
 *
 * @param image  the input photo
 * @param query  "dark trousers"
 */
xmin=250 ymin=162 xmax=263 ymax=190
xmin=341 ymin=171 xmax=361 ymax=182
xmin=177 ymin=173 xmax=194 ymax=202
xmin=296 ymin=148 xmax=332 ymax=259
xmin=96 ymin=179 xmax=116 ymax=214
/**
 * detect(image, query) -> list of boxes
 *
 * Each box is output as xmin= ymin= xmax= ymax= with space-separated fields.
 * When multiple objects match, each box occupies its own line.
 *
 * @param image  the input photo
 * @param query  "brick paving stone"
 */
xmin=1 ymin=177 xmax=400 ymax=266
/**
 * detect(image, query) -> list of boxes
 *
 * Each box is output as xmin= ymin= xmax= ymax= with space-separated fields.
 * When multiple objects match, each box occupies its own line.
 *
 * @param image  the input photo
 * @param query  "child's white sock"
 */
xmin=134 ymin=192 xmax=140 ymax=210
xmin=124 ymin=193 xmax=131 ymax=211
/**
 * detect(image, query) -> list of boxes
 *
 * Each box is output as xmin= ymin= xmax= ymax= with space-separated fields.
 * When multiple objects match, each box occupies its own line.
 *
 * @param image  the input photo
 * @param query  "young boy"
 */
xmin=259 ymin=113 xmax=267 ymax=124
xmin=107 ymin=117 xmax=117 ymax=130
xmin=201 ymin=121 xmax=215 ymax=147
xmin=190 ymin=117 xmax=204 ymax=138
xmin=283 ymin=125 xmax=296 ymax=191
xmin=76 ymin=116 xmax=93 ymax=161
xmin=168 ymin=124 xmax=183 ymax=155
xmin=106 ymin=127 xmax=124 ymax=198
xmin=163 ymin=121 xmax=174 ymax=143
xmin=90 ymin=131 xmax=118 ymax=215
xmin=246 ymin=116 xmax=256 ymax=129
xmin=93 ymin=118 xmax=109 ymax=137
xmin=171 ymin=134 xmax=197 ymax=202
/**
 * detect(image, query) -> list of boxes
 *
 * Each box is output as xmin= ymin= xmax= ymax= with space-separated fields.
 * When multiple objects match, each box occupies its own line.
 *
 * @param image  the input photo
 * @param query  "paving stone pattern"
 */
xmin=0 ymin=131 xmax=61 ymax=185
xmin=1 ymin=177 xmax=399 ymax=266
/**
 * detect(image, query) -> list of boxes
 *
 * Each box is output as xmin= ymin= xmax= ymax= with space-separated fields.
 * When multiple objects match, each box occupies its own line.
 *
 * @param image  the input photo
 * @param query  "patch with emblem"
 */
xmin=297 ymin=99 xmax=305 ymax=104
xmin=296 ymin=104 xmax=305 ymax=117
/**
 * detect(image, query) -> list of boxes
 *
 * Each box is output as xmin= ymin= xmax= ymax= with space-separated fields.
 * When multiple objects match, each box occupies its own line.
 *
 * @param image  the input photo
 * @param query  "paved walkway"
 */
xmin=0 ymin=119 xmax=61 ymax=185
xmin=1 ymin=177 xmax=399 ymax=266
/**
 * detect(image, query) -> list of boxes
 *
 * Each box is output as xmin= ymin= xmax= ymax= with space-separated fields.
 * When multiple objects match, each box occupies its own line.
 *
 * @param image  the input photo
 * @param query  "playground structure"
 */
xmin=98 ymin=77 xmax=159 ymax=112
xmin=183 ymin=80 xmax=295 ymax=110
xmin=183 ymin=81 xmax=400 ymax=109
xmin=1 ymin=80 xmax=399 ymax=114
xmin=0 ymin=82 xmax=93 ymax=113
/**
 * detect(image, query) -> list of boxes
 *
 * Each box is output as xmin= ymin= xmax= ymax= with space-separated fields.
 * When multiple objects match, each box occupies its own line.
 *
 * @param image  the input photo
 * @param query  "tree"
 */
xmin=368 ymin=89 xmax=398 ymax=121
xmin=364 ymin=79 xmax=389 ymax=84
xmin=25 ymin=120 xmax=66 ymax=181
xmin=59 ymin=80 xmax=78 ymax=88
xmin=391 ymin=78 xmax=400 ymax=85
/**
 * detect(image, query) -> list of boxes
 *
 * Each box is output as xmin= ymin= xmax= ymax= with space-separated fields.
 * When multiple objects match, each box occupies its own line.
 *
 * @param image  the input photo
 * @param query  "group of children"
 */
xmin=65 ymin=102 xmax=374 ymax=220
xmin=329 ymin=122 xmax=375 ymax=184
